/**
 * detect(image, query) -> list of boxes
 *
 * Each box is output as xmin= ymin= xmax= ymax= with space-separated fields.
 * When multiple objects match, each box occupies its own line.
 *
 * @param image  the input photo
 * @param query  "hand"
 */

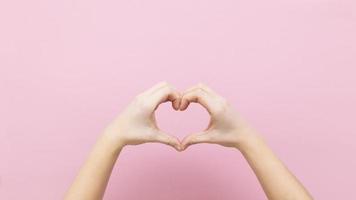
xmin=180 ymin=84 xmax=258 ymax=150
xmin=103 ymin=82 xmax=182 ymax=151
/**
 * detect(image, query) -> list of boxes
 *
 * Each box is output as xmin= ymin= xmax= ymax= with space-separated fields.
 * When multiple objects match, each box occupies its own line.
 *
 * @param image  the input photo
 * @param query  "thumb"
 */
xmin=153 ymin=131 xmax=182 ymax=151
xmin=181 ymin=131 xmax=213 ymax=150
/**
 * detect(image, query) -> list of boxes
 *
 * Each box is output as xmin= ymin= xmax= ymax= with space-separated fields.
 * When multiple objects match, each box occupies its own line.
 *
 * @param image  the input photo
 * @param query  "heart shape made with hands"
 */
xmin=154 ymin=95 xmax=209 ymax=151
xmin=155 ymin=96 xmax=211 ymax=149
xmin=145 ymin=82 xmax=241 ymax=152
xmin=112 ymin=82 xmax=242 ymax=152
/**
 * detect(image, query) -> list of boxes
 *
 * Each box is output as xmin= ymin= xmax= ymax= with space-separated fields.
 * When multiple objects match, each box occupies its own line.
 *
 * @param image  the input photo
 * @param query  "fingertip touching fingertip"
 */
xmin=179 ymin=103 xmax=188 ymax=111
xmin=172 ymin=100 xmax=181 ymax=111
xmin=182 ymin=145 xmax=189 ymax=151
xmin=176 ymin=146 xmax=183 ymax=152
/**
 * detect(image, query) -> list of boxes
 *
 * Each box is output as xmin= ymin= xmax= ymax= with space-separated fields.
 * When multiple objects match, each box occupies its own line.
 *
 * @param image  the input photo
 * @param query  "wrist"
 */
xmin=233 ymin=129 xmax=264 ymax=152
xmin=101 ymin=129 xmax=126 ymax=152
xmin=100 ymin=135 xmax=125 ymax=155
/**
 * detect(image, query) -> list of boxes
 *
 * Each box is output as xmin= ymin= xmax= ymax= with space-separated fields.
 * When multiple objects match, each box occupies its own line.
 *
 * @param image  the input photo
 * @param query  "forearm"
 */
xmin=64 ymin=83 xmax=182 ymax=200
xmin=237 ymin=134 xmax=313 ymax=200
xmin=64 ymin=134 xmax=123 ymax=200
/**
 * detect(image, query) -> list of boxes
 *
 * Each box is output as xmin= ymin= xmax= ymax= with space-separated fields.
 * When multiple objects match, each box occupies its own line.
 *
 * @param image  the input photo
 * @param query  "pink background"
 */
xmin=1 ymin=0 xmax=356 ymax=199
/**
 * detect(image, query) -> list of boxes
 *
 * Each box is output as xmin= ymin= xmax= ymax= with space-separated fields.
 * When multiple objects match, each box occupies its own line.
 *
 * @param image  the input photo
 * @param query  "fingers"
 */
xmin=179 ymin=84 xmax=217 ymax=113
xmin=180 ymin=83 xmax=228 ymax=116
xmin=184 ymin=83 xmax=219 ymax=96
xmin=141 ymin=82 xmax=222 ymax=113
xmin=179 ymin=89 xmax=211 ymax=112
xmin=152 ymin=85 xmax=181 ymax=111
xmin=181 ymin=131 xmax=214 ymax=150
xmin=151 ymin=131 xmax=183 ymax=151
xmin=140 ymin=82 xmax=181 ymax=111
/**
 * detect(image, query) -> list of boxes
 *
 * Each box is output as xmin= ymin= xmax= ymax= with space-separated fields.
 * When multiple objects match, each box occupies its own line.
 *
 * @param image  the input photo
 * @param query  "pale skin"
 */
xmin=64 ymin=82 xmax=313 ymax=200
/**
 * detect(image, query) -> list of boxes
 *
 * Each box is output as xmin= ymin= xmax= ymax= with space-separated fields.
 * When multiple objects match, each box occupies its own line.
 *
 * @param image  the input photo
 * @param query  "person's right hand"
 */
xmin=180 ymin=84 xmax=258 ymax=151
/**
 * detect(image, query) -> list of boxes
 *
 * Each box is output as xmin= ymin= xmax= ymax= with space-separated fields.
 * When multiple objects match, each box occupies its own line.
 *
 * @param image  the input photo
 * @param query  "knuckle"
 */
xmin=158 ymin=84 xmax=174 ymax=94
xmin=188 ymin=136 xmax=197 ymax=144
xmin=162 ymin=136 xmax=173 ymax=146
xmin=164 ymin=84 xmax=174 ymax=92
xmin=214 ymin=101 xmax=228 ymax=115
xmin=195 ymin=87 xmax=205 ymax=95
xmin=219 ymin=97 xmax=228 ymax=106
xmin=166 ymin=139 xmax=173 ymax=146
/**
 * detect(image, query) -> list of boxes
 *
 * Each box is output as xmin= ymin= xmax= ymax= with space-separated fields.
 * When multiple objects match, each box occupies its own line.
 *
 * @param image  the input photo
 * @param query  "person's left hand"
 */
xmin=103 ymin=82 xmax=183 ymax=151
xmin=179 ymin=84 xmax=257 ymax=151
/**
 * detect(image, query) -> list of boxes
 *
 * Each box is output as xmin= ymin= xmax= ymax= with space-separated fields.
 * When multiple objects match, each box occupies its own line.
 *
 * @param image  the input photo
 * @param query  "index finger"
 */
xmin=179 ymin=88 xmax=213 ymax=114
xmin=147 ymin=84 xmax=181 ymax=111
